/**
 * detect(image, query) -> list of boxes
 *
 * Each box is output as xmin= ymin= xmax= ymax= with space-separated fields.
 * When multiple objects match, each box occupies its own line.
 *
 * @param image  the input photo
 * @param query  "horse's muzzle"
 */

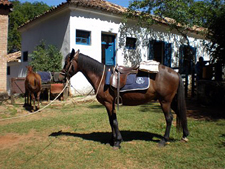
xmin=58 ymin=72 xmax=66 ymax=82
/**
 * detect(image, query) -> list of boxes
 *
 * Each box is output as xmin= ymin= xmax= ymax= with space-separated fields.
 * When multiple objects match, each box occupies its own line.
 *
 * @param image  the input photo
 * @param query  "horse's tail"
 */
xmin=28 ymin=79 xmax=39 ymax=91
xmin=175 ymin=74 xmax=188 ymax=135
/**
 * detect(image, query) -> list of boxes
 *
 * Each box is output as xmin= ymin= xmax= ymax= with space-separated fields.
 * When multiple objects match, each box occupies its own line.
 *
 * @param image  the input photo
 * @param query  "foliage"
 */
xmin=0 ymin=100 xmax=225 ymax=168
xmin=205 ymin=5 xmax=225 ymax=63
xmin=127 ymin=0 xmax=225 ymax=63
xmin=30 ymin=41 xmax=63 ymax=72
xmin=8 ymin=0 xmax=51 ymax=53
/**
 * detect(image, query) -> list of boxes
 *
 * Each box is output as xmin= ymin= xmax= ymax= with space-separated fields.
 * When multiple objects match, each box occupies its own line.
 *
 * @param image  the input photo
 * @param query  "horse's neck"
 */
xmin=79 ymin=67 xmax=103 ymax=92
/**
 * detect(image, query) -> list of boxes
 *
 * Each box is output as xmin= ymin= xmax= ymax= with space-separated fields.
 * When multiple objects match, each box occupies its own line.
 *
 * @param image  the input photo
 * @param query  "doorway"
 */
xmin=101 ymin=34 xmax=116 ymax=66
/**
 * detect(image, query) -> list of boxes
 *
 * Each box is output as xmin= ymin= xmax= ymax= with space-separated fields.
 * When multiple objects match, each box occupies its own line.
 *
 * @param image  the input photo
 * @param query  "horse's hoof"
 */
xmin=181 ymin=137 xmax=189 ymax=142
xmin=113 ymin=146 xmax=121 ymax=150
xmin=158 ymin=139 xmax=168 ymax=147
xmin=113 ymin=141 xmax=121 ymax=149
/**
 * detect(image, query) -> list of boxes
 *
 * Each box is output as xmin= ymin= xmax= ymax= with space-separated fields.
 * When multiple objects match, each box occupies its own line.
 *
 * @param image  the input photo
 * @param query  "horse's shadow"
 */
xmin=23 ymin=103 xmax=39 ymax=112
xmin=49 ymin=130 xmax=164 ymax=145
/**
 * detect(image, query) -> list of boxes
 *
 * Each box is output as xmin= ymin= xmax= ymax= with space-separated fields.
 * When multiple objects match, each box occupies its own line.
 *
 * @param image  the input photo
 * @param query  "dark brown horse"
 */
xmin=59 ymin=49 xmax=189 ymax=148
xmin=25 ymin=66 xmax=42 ymax=111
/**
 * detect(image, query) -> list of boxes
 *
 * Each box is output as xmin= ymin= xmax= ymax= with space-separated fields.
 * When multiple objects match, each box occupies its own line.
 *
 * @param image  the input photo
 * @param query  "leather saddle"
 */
xmin=110 ymin=65 xmax=139 ymax=89
xmin=110 ymin=65 xmax=139 ymax=110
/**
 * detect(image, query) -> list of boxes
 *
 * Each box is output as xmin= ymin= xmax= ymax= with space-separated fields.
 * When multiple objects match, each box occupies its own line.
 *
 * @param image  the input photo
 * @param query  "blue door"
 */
xmin=102 ymin=34 xmax=115 ymax=66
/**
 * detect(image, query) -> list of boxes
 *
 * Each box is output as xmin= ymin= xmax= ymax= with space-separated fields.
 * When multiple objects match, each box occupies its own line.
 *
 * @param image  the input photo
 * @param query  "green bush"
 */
xmin=30 ymin=41 xmax=63 ymax=72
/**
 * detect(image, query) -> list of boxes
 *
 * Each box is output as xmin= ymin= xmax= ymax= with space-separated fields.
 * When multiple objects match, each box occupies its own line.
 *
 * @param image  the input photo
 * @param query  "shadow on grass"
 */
xmin=87 ymin=104 xmax=103 ymax=109
xmin=186 ymin=98 xmax=225 ymax=120
xmin=49 ymin=130 xmax=163 ymax=146
xmin=139 ymin=103 xmax=162 ymax=113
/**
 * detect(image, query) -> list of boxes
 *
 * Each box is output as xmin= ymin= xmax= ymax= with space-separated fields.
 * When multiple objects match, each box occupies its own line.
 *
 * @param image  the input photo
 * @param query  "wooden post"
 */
xmin=10 ymin=78 xmax=15 ymax=104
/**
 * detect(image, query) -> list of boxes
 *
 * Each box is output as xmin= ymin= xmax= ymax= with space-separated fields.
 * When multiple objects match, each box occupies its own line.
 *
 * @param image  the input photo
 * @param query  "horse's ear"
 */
xmin=70 ymin=49 xmax=75 ymax=60
xmin=75 ymin=49 xmax=80 ymax=56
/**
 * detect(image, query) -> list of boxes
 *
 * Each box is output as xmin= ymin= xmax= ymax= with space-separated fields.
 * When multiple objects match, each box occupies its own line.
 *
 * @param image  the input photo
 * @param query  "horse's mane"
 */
xmin=78 ymin=53 xmax=105 ymax=76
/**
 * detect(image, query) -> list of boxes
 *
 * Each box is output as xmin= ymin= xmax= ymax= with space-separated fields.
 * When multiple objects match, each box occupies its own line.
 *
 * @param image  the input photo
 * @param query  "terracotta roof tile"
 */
xmin=69 ymin=0 xmax=126 ymax=14
xmin=7 ymin=51 xmax=21 ymax=62
xmin=0 ymin=0 xmax=12 ymax=7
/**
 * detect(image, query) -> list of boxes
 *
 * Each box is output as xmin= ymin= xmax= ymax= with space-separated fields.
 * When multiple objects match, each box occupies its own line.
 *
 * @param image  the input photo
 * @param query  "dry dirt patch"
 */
xmin=0 ymin=130 xmax=43 ymax=150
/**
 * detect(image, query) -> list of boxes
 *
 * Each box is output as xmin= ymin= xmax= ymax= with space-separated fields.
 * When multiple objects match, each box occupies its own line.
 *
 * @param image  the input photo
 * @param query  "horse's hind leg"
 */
xmin=159 ymin=102 xmax=173 ymax=147
xmin=37 ymin=91 xmax=41 ymax=110
xmin=105 ymin=102 xmax=123 ymax=148
xmin=31 ymin=93 xmax=35 ymax=111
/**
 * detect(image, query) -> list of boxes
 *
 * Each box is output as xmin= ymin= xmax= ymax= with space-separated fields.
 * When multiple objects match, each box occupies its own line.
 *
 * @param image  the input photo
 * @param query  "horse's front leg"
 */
xmin=159 ymin=102 xmax=173 ymax=147
xmin=105 ymin=103 xmax=123 ymax=148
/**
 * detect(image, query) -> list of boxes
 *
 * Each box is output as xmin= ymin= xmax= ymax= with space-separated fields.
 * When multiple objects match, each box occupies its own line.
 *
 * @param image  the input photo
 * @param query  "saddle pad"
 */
xmin=37 ymin=71 xmax=52 ymax=83
xmin=139 ymin=60 xmax=159 ymax=73
xmin=120 ymin=73 xmax=150 ymax=92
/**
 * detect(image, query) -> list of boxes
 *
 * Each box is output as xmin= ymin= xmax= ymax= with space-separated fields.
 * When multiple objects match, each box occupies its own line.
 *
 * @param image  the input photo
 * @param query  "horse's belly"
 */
xmin=120 ymin=91 xmax=155 ymax=106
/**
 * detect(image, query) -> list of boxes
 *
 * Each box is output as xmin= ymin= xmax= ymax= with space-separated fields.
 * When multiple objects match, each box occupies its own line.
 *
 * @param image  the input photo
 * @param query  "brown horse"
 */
xmin=58 ymin=49 xmax=189 ymax=148
xmin=25 ymin=66 xmax=42 ymax=111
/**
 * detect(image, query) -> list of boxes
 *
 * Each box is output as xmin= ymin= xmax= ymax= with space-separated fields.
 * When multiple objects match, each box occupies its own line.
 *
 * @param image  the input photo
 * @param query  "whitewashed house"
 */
xmin=8 ymin=0 xmax=209 ymax=95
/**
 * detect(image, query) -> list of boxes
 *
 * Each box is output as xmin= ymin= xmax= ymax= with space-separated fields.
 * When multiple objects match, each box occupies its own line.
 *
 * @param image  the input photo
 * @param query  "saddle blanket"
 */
xmin=139 ymin=60 xmax=159 ymax=73
xmin=120 ymin=73 xmax=150 ymax=92
xmin=37 ymin=71 xmax=52 ymax=83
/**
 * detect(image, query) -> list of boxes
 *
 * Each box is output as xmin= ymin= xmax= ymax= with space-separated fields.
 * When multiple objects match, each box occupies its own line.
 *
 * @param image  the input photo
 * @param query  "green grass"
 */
xmin=0 ymin=100 xmax=224 ymax=169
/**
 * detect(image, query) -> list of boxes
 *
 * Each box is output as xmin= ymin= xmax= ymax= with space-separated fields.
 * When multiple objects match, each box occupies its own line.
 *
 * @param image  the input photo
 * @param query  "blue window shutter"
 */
xmin=179 ymin=45 xmax=184 ymax=73
xmin=164 ymin=42 xmax=172 ymax=67
xmin=148 ymin=40 xmax=154 ymax=60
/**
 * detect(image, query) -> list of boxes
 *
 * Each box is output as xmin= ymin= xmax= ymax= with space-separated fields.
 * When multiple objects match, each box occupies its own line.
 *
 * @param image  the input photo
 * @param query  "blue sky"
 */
xmin=18 ymin=0 xmax=131 ymax=8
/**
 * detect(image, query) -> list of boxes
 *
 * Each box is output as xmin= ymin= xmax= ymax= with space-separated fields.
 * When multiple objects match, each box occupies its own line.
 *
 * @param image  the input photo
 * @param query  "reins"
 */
xmin=95 ymin=65 xmax=105 ymax=97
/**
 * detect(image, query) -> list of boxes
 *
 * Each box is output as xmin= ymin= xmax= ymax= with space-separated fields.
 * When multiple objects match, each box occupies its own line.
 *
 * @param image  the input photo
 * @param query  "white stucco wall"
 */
xmin=68 ymin=8 xmax=123 ymax=95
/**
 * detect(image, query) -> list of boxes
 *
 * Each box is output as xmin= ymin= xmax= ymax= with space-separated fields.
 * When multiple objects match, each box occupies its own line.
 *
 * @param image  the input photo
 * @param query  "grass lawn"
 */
xmin=0 ymin=98 xmax=224 ymax=169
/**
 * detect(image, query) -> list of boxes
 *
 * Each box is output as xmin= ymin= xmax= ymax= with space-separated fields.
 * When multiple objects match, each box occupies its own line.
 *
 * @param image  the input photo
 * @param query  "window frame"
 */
xmin=126 ymin=37 xmax=137 ymax=50
xmin=76 ymin=30 xmax=91 ymax=45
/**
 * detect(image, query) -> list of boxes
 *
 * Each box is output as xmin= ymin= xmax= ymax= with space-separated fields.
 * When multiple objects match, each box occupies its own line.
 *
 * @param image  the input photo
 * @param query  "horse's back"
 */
xmin=153 ymin=64 xmax=180 ymax=100
xmin=25 ymin=72 xmax=42 ymax=92
xmin=119 ymin=64 xmax=180 ymax=105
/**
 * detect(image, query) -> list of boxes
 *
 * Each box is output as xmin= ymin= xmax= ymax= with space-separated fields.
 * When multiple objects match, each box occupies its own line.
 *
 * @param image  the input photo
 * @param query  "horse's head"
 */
xmin=26 ymin=66 xmax=33 ymax=73
xmin=58 ymin=49 xmax=80 ymax=81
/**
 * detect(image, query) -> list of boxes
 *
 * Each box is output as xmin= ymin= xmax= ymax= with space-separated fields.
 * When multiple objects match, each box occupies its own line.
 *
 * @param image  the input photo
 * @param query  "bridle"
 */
xmin=60 ymin=56 xmax=76 ymax=80
xmin=60 ymin=51 xmax=106 ymax=96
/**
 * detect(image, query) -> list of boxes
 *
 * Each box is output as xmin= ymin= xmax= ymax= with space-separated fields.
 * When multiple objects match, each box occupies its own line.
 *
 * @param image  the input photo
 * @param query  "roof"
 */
xmin=68 ymin=0 xmax=126 ymax=14
xmin=7 ymin=51 xmax=21 ymax=63
xmin=0 ymin=0 xmax=12 ymax=7
xmin=19 ymin=0 xmax=206 ymax=35
xmin=19 ymin=0 xmax=127 ymax=29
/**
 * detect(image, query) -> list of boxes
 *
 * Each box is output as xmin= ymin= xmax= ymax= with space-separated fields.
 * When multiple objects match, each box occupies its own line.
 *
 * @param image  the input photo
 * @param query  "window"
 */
xmin=126 ymin=37 xmax=136 ymax=49
xmin=23 ymin=51 xmax=28 ymax=62
xmin=7 ymin=66 xmax=10 ymax=75
xmin=149 ymin=40 xmax=172 ymax=67
xmin=76 ymin=30 xmax=91 ymax=45
xmin=179 ymin=45 xmax=196 ymax=74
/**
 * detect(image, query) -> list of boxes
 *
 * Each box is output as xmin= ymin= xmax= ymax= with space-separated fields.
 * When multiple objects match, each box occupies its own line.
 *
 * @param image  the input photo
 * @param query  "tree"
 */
xmin=8 ymin=0 xmax=50 ymax=53
xmin=127 ymin=0 xmax=225 ymax=64
xmin=205 ymin=4 xmax=225 ymax=64
xmin=30 ymin=41 xmax=63 ymax=72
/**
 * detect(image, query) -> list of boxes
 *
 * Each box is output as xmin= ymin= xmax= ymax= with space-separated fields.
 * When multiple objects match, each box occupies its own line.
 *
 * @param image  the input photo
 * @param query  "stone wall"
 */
xmin=0 ymin=10 xmax=8 ymax=92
